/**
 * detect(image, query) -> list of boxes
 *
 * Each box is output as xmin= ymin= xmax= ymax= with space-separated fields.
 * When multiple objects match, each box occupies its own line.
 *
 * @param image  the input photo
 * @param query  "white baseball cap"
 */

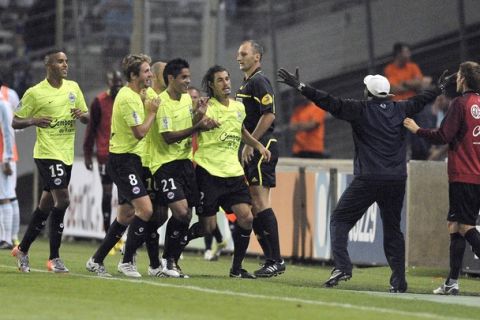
xmin=363 ymin=75 xmax=393 ymax=98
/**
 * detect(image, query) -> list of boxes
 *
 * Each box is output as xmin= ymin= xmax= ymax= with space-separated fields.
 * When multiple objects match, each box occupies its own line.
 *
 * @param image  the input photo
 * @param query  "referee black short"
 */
xmin=196 ymin=165 xmax=251 ymax=217
xmin=35 ymin=159 xmax=72 ymax=191
xmin=243 ymin=137 xmax=278 ymax=187
xmin=107 ymin=153 xmax=148 ymax=204
xmin=447 ymin=182 xmax=480 ymax=226
xmin=153 ymin=159 xmax=199 ymax=208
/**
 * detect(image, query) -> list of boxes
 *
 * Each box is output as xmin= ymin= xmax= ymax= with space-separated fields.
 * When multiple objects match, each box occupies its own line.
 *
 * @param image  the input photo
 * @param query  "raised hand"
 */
xmin=278 ymin=67 xmax=301 ymax=89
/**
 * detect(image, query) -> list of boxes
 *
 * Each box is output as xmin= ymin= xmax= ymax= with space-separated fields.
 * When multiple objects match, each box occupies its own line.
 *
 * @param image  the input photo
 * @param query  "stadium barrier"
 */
xmin=64 ymin=158 xmax=473 ymax=269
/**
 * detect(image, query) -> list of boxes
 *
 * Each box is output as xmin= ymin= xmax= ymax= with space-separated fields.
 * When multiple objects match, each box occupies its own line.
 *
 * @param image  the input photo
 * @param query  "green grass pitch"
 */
xmin=1 ymin=239 xmax=479 ymax=320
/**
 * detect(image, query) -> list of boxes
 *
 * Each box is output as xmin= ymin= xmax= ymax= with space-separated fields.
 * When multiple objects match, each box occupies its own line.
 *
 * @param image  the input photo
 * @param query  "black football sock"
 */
xmin=92 ymin=220 xmax=127 ymax=264
xmin=145 ymin=219 xmax=161 ymax=269
xmin=447 ymin=232 xmax=466 ymax=281
xmin=204 ymin=234 xmax=213 ymax=250
xmin=186 ymin=222 xmax=204 ymax=243
xmin=48 ymin=207 xmax=66 ymax=260
xmin=258 ymin=208 xmax=281 ymax=262
xmin=102 ymin=193 xmax=112 ymax=232
xmin=122 ymin=216 xmax=147 ymax=263
xmin=212 ymin=224 xmax=223 ymax=243
xmin=252 ymin=216 xmax=271 ymax=260
xmin=464 ymin=228 xmax=480 ymax=258
xmin=19 ymin=208 xmax=50 ymax=253
xmin=231 ymin=225 xmax=251 ymax=271
xmin=163 ymin=217 xmax=188 ymax=259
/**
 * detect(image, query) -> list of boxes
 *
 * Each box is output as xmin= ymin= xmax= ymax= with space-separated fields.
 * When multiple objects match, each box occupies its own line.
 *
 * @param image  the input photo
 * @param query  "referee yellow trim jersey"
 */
xmin=109 ymin=86 xmax=145 ymax=156
xmin=194 ymin=98 xmax=246 ymax=178
xmin=142 ymin=87 xmax=162 ymax=168
xmin=149 ymin=90 xmax=193 ymax=174
xmin=15 ymin=79 xmax=87 ymax=165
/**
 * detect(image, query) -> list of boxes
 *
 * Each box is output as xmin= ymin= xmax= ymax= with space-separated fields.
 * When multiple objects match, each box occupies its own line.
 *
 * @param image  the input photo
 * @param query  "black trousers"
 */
xmin=330 ymin=177 xmax=406 ymax=288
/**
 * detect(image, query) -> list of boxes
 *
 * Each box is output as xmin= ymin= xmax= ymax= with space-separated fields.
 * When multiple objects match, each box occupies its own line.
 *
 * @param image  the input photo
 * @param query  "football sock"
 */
xmin=102 ymin=193 xmax=112 ymax=233
xmin=92 ymin=220 xmax=127 ymax=263
xmin=448 ymin=232 xmax=466 ymax=281
xmin=257 ymin=208 xmax=281 ymax=261
xmin=213 ymin=224 xmax=223 ymax=243
xmin=204 ymin=233 xmax=213 ymax=250
xmin=145 ymin=219 xmax=160 ymax=269
xmin=186 ymin=222 xmax=203 ymax=243
xmin=19 ymin=207 xmax=49 ymax=253
xmin=122 ymin=216 xmax=147 ymax=263
xmin=464 ymin=228 xmax=480 ymax=257
xmin=49 ymin=207 xmax=66 ymax=259
xmin=231 ymin=225 xmax=251 ymax=271
xmin=163 ymin=217 xmax=189 ymax=259
xmin=252 ymin=215 xmax=271 ymax=260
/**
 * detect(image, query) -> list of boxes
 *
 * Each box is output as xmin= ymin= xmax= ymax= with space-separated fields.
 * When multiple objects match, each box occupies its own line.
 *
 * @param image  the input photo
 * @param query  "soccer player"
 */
xmin=148 ymin=58 xmax=218 ymax=278
xmin=83 ymin=70 xmax=124 ymax=233
xmin=11 ymin=49 xmax=89 ymax=273
xmin=235 ymin=40 xmax=284 ymax=277
xmin=86 ymin=54 xmax=158 ymax=278
xmin=0 ymin=79 xmax=20 ymax=249
xmin=278 ymin=67 xmax=444 ymax=292
xmin=404 ymin=62 xmax=480 ymax=295
xmin=195 ymin=65 xmax=271 ymax=278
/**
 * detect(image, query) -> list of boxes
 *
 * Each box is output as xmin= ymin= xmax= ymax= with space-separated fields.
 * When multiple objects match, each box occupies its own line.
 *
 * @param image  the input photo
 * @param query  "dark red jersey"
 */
xmin=83 ymin=91 xmax=114 ymax=164
xmin=417 ymin=91 xmax=480 ymax=184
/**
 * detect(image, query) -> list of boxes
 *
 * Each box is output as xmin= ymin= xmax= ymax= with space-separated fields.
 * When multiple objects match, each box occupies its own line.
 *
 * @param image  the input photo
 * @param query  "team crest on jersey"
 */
xmin=68 ymin=92 xmax=76 ymax=103
xmin=162 ymin=117 xmax=169 ymax=129
xmin=54 ymin=178 xmax=62 ymax=186
xmin=471 ymin=104 xmax=480 ymax=119
xmin=237 ymin=111 xmax=243 ymax=121
xmin=167 ymin=191 xmax=174 ymax=200
xmin=132 ymin=111 xmax=140 ymax=125
xmin=261 ymin=94 xmax=273 ymax=105
xmin=132 ymin=186 xmax=140 ymax=194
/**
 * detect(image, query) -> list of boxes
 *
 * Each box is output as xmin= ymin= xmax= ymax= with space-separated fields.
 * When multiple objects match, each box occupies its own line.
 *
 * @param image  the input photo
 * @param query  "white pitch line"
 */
xmin=0 ymin=264 xmax=475 ymax=320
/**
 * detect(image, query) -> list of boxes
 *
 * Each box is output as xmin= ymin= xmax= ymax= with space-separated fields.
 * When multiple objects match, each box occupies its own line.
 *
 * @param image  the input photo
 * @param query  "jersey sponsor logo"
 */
xmin=132 ymin=186 xmax=140 ymax=194
xmin=261 ymin=94 xmax=273 ymax=105
xmin=471 ymin=104 xmax=480 ymax=119
xmin=167 ymin=191 xmax=174 ymax=200
xmin=49 ymin=119 xmax=75 ymax=128
xmin=473 ymin=125 xmax=480 ymax=137
xmin=54 ymin=178 xmax=62 ymax=185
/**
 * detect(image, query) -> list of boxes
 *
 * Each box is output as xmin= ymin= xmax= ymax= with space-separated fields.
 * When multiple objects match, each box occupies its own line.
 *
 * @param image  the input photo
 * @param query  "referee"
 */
xmin=236 ymin=40 xmax=284 ymax=277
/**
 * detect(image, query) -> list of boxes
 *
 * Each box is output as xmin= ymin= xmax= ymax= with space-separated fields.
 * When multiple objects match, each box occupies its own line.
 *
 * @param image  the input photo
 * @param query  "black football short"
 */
xmin=98 ymin=163 xmax=113 ymax=185
xmin=35 ymin=159 xmax=72 ymax=191
xmin=107 ymin=153 xmax=148 ymax=204
xmin=153 ymin=159 xmax=199 ymax=207
xmin=243 ymin=137 xmax=278 ymax=187
xmin=447 ymin=182 xmax=480 ymax=226
xmin=143 ymin=166 xmax=160 ymax=204
xmin=196 ymin=165 xmax=251 ymax=217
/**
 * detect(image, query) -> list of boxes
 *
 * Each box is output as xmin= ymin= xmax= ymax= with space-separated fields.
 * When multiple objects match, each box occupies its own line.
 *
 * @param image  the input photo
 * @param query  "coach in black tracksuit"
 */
xmin=278 ymin=69 xmax=444 ymax=292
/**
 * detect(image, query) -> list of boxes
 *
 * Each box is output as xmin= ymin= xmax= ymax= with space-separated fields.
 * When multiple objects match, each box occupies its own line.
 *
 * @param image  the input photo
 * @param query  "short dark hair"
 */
xmin=459 ymin=61 xmax=480 ymax=92
xmin=44 ymin=48 xmax=66 ymax=65
xmin=392 ymin=42 xmax=409 ymax=57
xmin=202 ymin=65 xmax=229 ymax=97
xmin=121 ymin=53 xmax=151 ymax=81
xmin=163 ymin=58 xmax=189 ymax=86
xmin=243 ymin=40 xmax=264 ymax=61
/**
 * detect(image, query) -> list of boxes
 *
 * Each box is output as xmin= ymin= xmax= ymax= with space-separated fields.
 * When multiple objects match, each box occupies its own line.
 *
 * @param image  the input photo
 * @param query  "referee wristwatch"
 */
xmin=297 ymin=82 xmax=306 ymax=91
